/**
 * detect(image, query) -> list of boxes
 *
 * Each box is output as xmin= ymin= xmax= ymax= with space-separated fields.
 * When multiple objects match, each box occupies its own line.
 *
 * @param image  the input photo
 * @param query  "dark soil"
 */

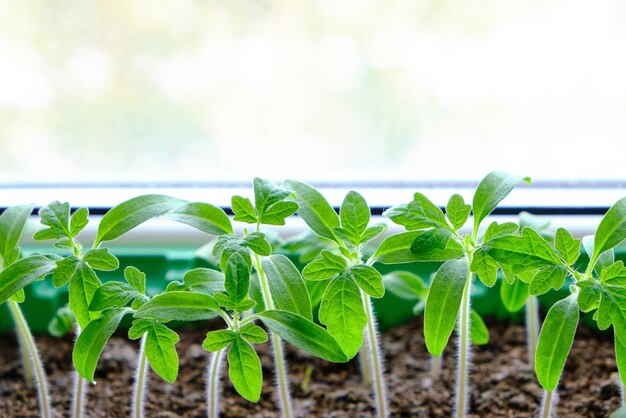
xmin=0 ymin=317 xmax=622 ymax=417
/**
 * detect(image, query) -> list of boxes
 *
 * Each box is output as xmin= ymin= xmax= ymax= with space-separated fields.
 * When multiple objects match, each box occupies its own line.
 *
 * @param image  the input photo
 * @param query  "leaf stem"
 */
xmin=358 ymin=332 xmax=373 ymax=385
xmin=430 ymin=354 xmax=443 ymax=382
xmin=7 ymin=299 xmax=51 ymax=418
xmin=207 ymin=349 xmax=226 ymax=418
xmin=132 ymin=334 xmax=149 ymax=418
xmin=455 ymin=270 xmax=473 ymax=418
xmin=540 ymin=390 xmax=554 ymax=418
xmin=252 ymin=252 xmax=293 ymax=418
xmin=361 ymin=290 xmax=389 ymax=418
xmin=526 ymin=296 xmax=540 ymax=372
xmin=72 ymin=326 xmax=87 ymax=418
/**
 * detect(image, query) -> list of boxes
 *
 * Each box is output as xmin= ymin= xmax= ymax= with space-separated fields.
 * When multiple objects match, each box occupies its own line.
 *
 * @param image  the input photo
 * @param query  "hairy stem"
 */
xmin=361 ymin=290 xmax=389 ymax=418
xmin=132 ymin=334 xmax=149 ymax=418
xmin=621 ymin=383 xmax=625 ymax=407
xmin=540 ymin=390 xmax=554 ymax=418
xmin=8 ymin=299 xmax=51 ymax=418
xmin=207 ymin=349 xmax=226 ymax=418
xmin=526 ymin=296 xmax=540 ymax=372
xmin=455 ymin=273 xmax=472 ymax=418
xmin=253 ymin=253 xmax=293 ymax=418
xmin=430 ymin=354 xmax=443 ymax=382
xmin=359 ymin=331 xmax=373 ymax=385
xmin=10 ymin=308 xmax=34 ymax=383
xmin=72 ymin=326 xmax=87 ymax=418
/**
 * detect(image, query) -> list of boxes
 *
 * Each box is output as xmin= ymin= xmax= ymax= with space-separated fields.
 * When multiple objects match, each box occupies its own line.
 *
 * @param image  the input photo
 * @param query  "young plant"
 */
xmin=285 ymin=182 xmax=390 ymax=417
xmin=0 ymin=204 xmax=57 ymax=418
xmin=484 ymin=197 xmax=626 ymax=417
xmin=381 ymin=171 xmax=529 ymax=417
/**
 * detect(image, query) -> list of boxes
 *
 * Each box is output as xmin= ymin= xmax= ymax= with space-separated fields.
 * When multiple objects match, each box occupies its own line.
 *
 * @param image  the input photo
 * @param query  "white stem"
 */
xmin=621 ymin=383 xmax=625 ymax=407
xmin=206 ymin=349 xmax=226 ymax=418
xmin=526 ymin=296 xmax=540 ymax=372
xmin=72 ymin=326 xmax=87 ymax=418
xmin=359 ymin=331 xmax=373 ymax=385
xmin=431 ymin=354 xmax=443 ymax=382
xmin=539 ymin=390 xmax=554 ymax=418
xmin=132 ymin=335 xmax=149 ymax=418
xmin=361 ymin=290 xmax=389 ymax=418
xmin=8 ymin=300 xmax=52 ymax=418
xmin=455 ymin=275 xmax=472 ymax=418
xmin=253 ymin=253 xmax=293 ymax=418
xmin=10 ymin=306 xmax=34 ymax=383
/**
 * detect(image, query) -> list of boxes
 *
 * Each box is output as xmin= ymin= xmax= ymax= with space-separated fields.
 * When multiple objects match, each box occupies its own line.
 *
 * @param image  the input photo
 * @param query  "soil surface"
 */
xmin=0 ymin=317 xmax=622 ymax=417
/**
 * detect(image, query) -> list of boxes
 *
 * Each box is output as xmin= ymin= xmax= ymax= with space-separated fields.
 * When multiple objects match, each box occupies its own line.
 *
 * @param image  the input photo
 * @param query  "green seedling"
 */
xmin=286 ymin=181 xmax=390 ymax=417
xmin=382 ymin=171 xmax=529 ymax=418
xmin=0 ymin=205 xmax=57 ymax=418
xmin=484 ymin=198 xmax=626 ymax=417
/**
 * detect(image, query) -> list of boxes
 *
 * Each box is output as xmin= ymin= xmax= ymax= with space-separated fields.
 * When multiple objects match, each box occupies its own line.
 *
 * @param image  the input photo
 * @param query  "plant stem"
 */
xmin=540 ymin=390 xmax=554 ymax=418
xmin=359 ymin=331 xmax=373 ymax=385
xmin=526 ymin=296 xmax=540 ymax=372
xmin=72 ymin=326 xmax=87 ymax=418
xmin=132 ymin=334 xmax=149 ymax=418
xmin=455 ymin=272 xmax=473 ymax=418
xmin=361 ymin=290 xmax=389 ymax=418
xmin=12 ymin=310 xmax=34 ymax=383
xmin=252 ymin=253 xmax=293 ymax=418
xmin=430 ymin=354 xmax=443 ymax=382
xmin=207 ymin=349 xmax=226 ymax=418
xmin=7 ymin=299 xmax=51 ymax=418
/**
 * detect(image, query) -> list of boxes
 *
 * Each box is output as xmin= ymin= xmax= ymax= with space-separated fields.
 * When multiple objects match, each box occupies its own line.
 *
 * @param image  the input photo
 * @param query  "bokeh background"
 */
xmin=1 ymin=0 xmax=625 ymax=183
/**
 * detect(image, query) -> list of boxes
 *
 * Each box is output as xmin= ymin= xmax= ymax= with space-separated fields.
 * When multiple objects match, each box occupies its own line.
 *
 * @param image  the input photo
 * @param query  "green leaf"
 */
xmin=95 ymin=195 xmax=186 ymax=246
xmin=262 ymin=254 xmax=312 ymax=320
xmin=83 ymin=248 xmax=119 ymax=271
xmin=253 ymin=177 xmax=291 ymax=215
xmin=125 ymin=266 xmax=147 ymax=295
xmin=500 ymin=279 xmax=529 ymax=313
xmin=383 ymin=193 xmax=449 ymax=231
xmin=284 ymin=180 xmax=340 ymax=241
xmin=33 ymin=227 xmax=64 ymax=241
xmin=597 ymin=261 xmax=626 ymax=343
xmin=360 ymin=224 xmax=386 ymax=244
xmin=260 ymin=201 xmax=298 ymax=226
xmin=257 ymin=310 xmax=349 ymax=362
xmin=242 ymin=232 xmax=271 ymax=256
xmin=239 ymin=323 xmax=268 ymax=344
xmin=232 ymin=196 xmax=258 ymax=224
xmin=213 ymin=235 xmax=251 ymax=271
xmin=48 ymin=306 xmax=75 ymax=337
xmin=70 ymin=263 xmax=103 ymax=328
xmin=483 ymin=227 xmax=562 ymax=273
xmin=470 ymin=309 xmax=489 ymax=345
xmin=73 ymin=307 xmax=127 ymax=383
xmin=554 ymin=228 xmax=581 ymax=266
xmin=594 ymin=197 xmax=626 ymax=262
xmin=69 ymin=207 xmax=89 ymax=238
xmin=616 ymin=333 xmax=626 ymax=386
xmin=228 ymin=336 xmax=263 ymax=402
xmin=128 ymin=318 xmax=152 ymax=339
xmin=166 ymin=268 xmax=224 ymax=294
xmin=383 ymin=271 xmax=427 ymax=300
xmin=410 ymin=228 xmax=452 ymax=254
xmin=529 ymin=266 xmax=568 ymax=296
xmin=52 ymin=256 xmax=80 ymax=287
xmin=339 ymin=191 xmax=370 ymax=239
xmin=203 ymin=329 xmax=237 ymax=352
xmin=10 ymin=289 xmax=25 ymax=303
xmin=483 ymin=221 xmax=518 ymax=242
xmin=39 ymin=201 xmax=71 ymax=237
xmin=349 ymin=264 xmax=384 ymax=298
xmin=302 ymin=250 xmax=347 ymax=280
xmin=0 ymin=255 xmax=56 ymax=305
xmin=224 ymin=253 xmax=250 ymax=307
xmin=446 ymin=194 xmax=471 ymax=230
xmin=163 ymin=202 xmax=233 ymax=236
xmin=424 ymin=258 xmax=469 ymax=356
xmin=576 ymin=280 xmax=601 ymax=312
xmin=535 ymin=295 xmax=579 ymax=391
xmin=0 ymin=204 xmax=34 ymax=261
xmin=89 ymin=281 xmax=143 ymax=311
xmin=373 ymin=231 xmax=464 ymax=264
xmin=595 ymin=249 xmax=615 ymax=276
xmin=470 ymin=248 xmax=499 ymax=287
xmin=145 ymin=321 xmax=180 ymax=383
xmin=319 ymin=276 xmax=366 ymax=359
xmin=134 ymin=291 xmax=220 ymax=321
xmin=472 ymin=171 xmax=530 ymax=234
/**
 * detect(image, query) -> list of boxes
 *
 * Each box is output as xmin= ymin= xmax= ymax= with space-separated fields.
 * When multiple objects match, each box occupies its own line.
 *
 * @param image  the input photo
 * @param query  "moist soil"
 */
xmin=0 ymin=317 xmax=622 ymax=417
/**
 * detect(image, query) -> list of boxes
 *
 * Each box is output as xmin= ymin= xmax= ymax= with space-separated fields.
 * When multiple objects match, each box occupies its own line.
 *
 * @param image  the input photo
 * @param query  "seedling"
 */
xmin=286 ymin=182 xmax=390 ymax=417
xmin=382 ymin=171 xmax=529 ymax=417
xmin=0 ymin=205 xmax=57 ymax=418
xmin=484 ymin=198 xmax=626 ymax=417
